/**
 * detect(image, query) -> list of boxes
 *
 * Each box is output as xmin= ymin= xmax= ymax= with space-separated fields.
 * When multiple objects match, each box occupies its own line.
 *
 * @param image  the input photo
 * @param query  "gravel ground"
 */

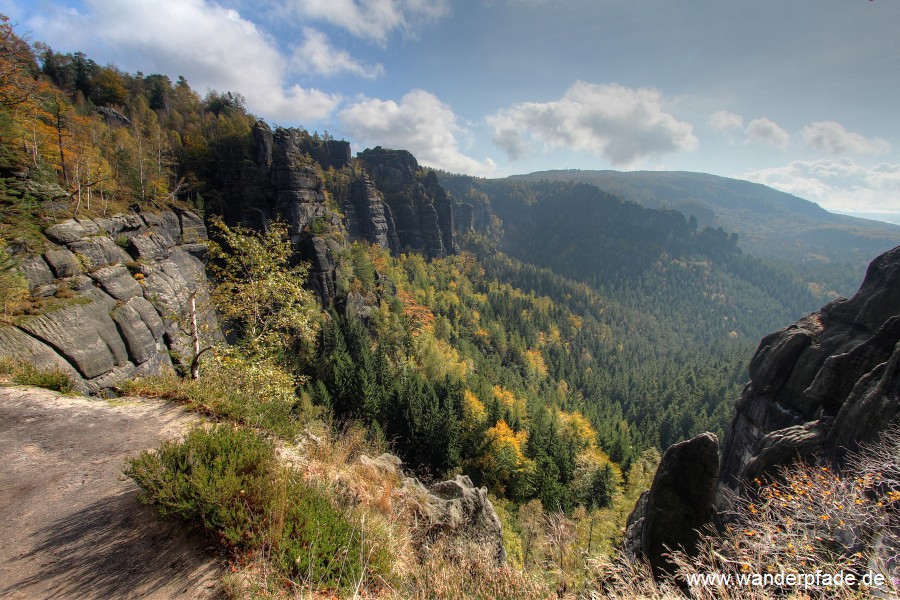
xmin=0 ymin=385 xmax=224 ymax=599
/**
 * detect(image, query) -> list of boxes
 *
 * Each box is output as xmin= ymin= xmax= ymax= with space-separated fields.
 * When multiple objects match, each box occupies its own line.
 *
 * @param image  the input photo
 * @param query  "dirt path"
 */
xmin=0 ymin=386 xmax=224 ymax=599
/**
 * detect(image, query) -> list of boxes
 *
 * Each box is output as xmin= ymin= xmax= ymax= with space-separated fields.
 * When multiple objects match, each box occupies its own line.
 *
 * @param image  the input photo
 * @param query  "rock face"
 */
xmin=233 ymin=126 xmax=463 ymax=302
xmin=2 ymin=211 xmax=219 ymax=394
xmin=357 ymin=147 xmax=458 ymax=259
xmin=719 ymin=245 xmax=900 ymax=498
xmin=343 ymin=175 xmax=401 ymax=251
xmin=625 ymin=432 xmax=720 ymax=575
xmin=239 ymin=124 xmax=409 ymax=303
xmin=358 ymin=453 xmax=507 ymax=565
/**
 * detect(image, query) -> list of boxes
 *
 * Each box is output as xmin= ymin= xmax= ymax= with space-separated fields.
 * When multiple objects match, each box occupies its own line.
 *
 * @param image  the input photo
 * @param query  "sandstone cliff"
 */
xmin=719 ymin=244 xmax=900 ymax=496
xmin=227 ymin=126 xmax=468 ymax=303
xmin=358 ymin=147 xmax=459 ymax=259
xmin=1 ymin=210 xmax=218 ymax=394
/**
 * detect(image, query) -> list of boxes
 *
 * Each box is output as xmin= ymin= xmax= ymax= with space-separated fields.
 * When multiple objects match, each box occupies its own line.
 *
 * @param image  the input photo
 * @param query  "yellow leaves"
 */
xmin=558 ymin=410 xmax=597 ymax=450
xmin=462 ymin=390 xmax=486 ymax=425
xmin=492 ymin=385 xmax=517 ymax=409
xmin=415 ymin=334 xmax=468 ymax=383
xmin=488 ymin=419 xmax=528 ymax=455
xmin=523 ymin=348 xmax=548 ymax=379
xmin=478 ymin=419 xmax=534 ymax=495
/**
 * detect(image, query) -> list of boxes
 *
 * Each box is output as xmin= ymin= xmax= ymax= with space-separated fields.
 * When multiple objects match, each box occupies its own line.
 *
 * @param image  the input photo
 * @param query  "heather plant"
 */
xmin=125 ymin=425 xmax=391 ymax=593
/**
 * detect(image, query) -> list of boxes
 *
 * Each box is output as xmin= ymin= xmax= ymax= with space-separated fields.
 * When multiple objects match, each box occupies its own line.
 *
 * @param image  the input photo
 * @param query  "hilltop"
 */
xmin=509 ymin=169 xmax=900 ymax=295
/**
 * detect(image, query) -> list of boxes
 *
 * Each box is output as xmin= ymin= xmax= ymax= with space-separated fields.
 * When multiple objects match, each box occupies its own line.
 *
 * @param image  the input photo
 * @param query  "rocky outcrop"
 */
xmin=1 ymin=210 xmax=219 ymax=394
xmin=343 ymin=175 xmax=400 ymax=251
xmin=358 ymin=453 xmax=507 ymax=565
xmin=625 ymin=432 xmax=719 ymax=575
xmin=357 ymin=147 xmax=459 ymax=259
xmin=234 ymin=126 xmax=465 ymax=303
xmin=719 ymin=245 xmax=900 ymax=498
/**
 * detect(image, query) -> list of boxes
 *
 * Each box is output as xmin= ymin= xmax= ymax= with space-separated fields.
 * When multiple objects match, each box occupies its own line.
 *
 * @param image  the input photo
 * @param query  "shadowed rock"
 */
xmin=719 ymin=245 xmax=900 ymax=498
xmin=624 ymin=432 xmax=719 ymax=576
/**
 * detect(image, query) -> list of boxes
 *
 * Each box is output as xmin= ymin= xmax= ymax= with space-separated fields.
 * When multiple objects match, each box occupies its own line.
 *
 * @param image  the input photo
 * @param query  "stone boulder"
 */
xmin=357 ymin=453 xmax=507 ymax=566
xmin=423 ymin=475 xmax=506 ymax=565
xmin=43 ymin=247 xmax=82 ymax=279
xmin=625 ymin=432 xmax=719 ymax=576
xmin=89 ymin=265 xmax=142 ymax=302
xmin=18 ymin=255 xmax=54 ymax=290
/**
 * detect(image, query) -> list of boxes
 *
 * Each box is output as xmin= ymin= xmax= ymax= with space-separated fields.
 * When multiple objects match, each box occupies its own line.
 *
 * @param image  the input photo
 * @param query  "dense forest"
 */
xmin=0 ymin=14 xmax=836 ymax=516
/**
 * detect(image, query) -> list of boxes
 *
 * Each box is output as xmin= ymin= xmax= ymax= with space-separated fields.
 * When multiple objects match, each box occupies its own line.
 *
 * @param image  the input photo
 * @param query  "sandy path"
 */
xmin=0 ymin=386 xmax=224 ymax=599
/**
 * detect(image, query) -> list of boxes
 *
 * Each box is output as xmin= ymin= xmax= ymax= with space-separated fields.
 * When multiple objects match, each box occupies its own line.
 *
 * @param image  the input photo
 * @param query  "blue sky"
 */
xmin=4 ymin=0 xmax=900 ymax=214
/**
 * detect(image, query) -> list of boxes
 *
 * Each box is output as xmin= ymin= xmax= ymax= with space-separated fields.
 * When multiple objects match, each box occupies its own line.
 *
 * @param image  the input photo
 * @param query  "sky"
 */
xmin=4 ymin=0 xmax=900 ymax=215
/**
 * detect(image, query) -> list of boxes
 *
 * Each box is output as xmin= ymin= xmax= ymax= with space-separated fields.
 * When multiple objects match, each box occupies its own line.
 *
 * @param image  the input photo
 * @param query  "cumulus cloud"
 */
xmin=486 ymin=82 xmax=698 ymax=167
xmin=280 ymin=0 xmax=449 ymax=44
xmin=27 ymin=0 xmax=340 ymax=124
xmin=291 ymin=28 xmax=384 ymax=78
xmin=339 ymin=89 xmax=496 ymax=176
xmin=743 ymin=158 xmax=900 ymax=213
xmin=802 ymin=121 xmax=891 ymax=156
xmin=707 ymin=110 xmax=744 ymax=132
xmin=744 ymin=117 xmax=790 ymax=149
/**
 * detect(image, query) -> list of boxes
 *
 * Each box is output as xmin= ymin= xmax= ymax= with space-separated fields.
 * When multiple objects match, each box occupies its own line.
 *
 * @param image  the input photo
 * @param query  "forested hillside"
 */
xmin=507 ymin=169 xmax=900 ymax=296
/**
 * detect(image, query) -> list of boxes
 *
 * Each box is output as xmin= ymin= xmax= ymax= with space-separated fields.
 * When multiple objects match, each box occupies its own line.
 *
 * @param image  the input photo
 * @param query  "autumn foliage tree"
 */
xmin=207 ymin=218 xmax=319 ymax=363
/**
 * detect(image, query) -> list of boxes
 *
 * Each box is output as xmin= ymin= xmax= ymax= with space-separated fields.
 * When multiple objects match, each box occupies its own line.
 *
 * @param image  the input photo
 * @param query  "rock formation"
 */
xmin=626 ymin=244 xmax=900 ymax=573
xmin=343 ymin=174 xmax=400 ymax=251
xmin=231 ymin=127 xmax=465 ymax=302
xmin=719 ymin=244 xmax=900 ymax=497
xmin=357 ymin=147 xmax=458 ymax=259
xmin=359 ymin=453 xmax=507 ymax=565
xmin=624 ymin=432 xmax=719 ymax=575
xmin=1 ymin=211 xmax=219 ymax=394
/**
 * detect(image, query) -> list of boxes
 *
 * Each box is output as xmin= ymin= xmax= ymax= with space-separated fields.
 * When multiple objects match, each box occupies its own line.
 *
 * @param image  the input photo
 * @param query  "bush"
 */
xmin=0 ymin=360 xmax=75 ymax=393
xmin=126 ymin=426 xmax=274 ymax=545
xmin=126 ymin=425 xmax=390 ymax=592
xmin=125 ymin=348 xmax=320 ymax=438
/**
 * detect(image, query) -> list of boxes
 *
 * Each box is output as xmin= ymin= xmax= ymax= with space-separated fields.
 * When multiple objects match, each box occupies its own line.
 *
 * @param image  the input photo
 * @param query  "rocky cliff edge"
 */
xmin=2 ymin=210 xmax=218 ymax=394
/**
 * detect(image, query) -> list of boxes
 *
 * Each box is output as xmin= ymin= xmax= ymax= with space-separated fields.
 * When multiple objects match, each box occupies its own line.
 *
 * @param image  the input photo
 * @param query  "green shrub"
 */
xmin=1 ymin=360 xmax=75 ymax=393
xmin=126 ymin=426 xmax=275 ymax=546
xmin=126 ymin=425 xmax=389 ymax=592
xmin=125 ymin=348 xmax=320 ymax=438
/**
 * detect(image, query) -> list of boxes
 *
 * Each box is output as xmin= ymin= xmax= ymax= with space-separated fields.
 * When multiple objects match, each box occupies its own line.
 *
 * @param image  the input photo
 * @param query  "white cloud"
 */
xmin=291 ymin=28 xmax=384 ymax=78
xmin=802 ymin=121 xmax=891 ymax=156
xmin=281 ymin=0 xmax=449 ymax=44
xmin=339 ymin=89 xmax=496 ymax=176
xmin=743 ymin=158 xmax=900 ymax=213
xmin=27 ymin=0 xmax=340 ymax=124
xmin=744 ymin=117 xmax=790 ymax=149
xmin=708 ymin=110 xmax=744 ymax=132
xmin=486 ymin=82 xmax=698 ymax=167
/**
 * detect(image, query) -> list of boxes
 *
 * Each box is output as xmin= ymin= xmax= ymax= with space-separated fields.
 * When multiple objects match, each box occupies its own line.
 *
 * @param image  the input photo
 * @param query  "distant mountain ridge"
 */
xmin=509 ymin=170 xmax=900 ymax=294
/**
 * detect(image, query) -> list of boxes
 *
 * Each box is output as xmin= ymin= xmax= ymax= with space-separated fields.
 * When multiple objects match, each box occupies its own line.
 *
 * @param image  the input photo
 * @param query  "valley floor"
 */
xmin=0 ymin=386 xmax=223 ymax=599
